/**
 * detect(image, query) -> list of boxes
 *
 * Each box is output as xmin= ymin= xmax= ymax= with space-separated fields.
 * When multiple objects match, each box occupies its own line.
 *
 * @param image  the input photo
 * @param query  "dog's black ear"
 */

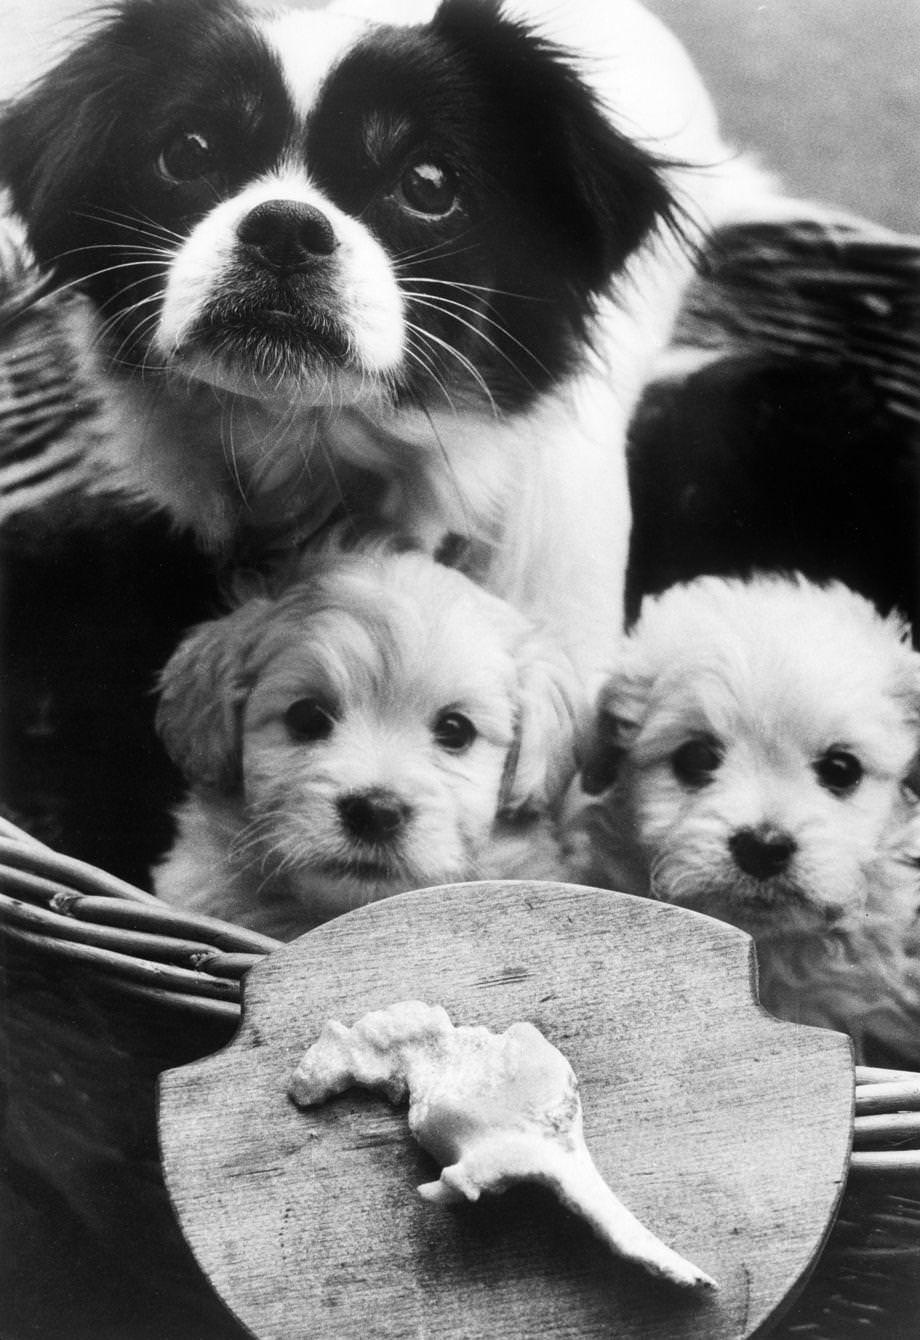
xmin=156 ymin=597 xmax=272 ymax=794
xmin=432 ymin=0 xmax=675 ymax=286
xmin=579 ymin=705 xmax=634 ymax=796
xmin=0 ymin=21 xmax=131 ymax=270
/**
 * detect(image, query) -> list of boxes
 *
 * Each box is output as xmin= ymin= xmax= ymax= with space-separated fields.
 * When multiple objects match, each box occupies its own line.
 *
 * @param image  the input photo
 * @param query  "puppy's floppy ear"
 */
xmin=579 ymin=669 xmax=649 ymax=796
xmin=579 ymin=705 xmax=632 ymax=797
xmin=499 ymin=633 xmax=581 ymax=816
xmin=432 ymin=0 xmax=675 ymax=286
xmin=156 ymin=596 xmax=272 ymax=794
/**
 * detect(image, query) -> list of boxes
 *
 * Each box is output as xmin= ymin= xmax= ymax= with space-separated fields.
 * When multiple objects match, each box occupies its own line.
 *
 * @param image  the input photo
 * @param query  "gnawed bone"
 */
xmin=289 ymin=1001 xmax=716 ymax=1292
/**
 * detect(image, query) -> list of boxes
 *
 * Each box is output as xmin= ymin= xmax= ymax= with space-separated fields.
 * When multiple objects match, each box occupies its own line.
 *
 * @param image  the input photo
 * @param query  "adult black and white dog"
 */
xmin=0 ymin=0 xmax=773 ymax=694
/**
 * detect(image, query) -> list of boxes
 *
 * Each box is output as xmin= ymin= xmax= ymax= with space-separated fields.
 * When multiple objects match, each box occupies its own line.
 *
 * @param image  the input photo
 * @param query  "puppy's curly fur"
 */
xmin=575 ymin=573 xmax=920 ymax=1062
xmin=154 ymin=534 xmax=576 ymax=937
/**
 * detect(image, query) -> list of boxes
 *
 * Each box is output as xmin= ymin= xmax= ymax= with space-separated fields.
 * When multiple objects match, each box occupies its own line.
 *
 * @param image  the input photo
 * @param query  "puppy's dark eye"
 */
xmin=814 ymin=748 xmax=863 ymax=796
xmin=671 ymin=738 xmax=722 ymax=788
xmin=395 ymin=160 xmax=459 ymax=218
xmin=433 ymin=710 xmax=477 ymax=753
xmin=157 ymin=131 xmax=216 ymax=183
xmin=284 ymin=698 xmax=335 ymax=743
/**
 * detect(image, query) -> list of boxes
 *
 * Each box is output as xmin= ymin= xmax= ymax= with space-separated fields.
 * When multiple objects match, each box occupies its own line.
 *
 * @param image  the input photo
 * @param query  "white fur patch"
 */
xmin=259 ymin=9 xmax=372 ymax=125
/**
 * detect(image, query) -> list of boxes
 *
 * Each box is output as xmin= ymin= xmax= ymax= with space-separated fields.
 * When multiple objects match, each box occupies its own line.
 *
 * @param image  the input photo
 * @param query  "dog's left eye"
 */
xmin=671 ymin=738 xmax=722 ymax=788
xmin=433 ymin=710 xmax=477 ymax=753
xmin=394 ymin=160 xmax=459 ymax=218
xmin=284 ymin=698 xmax=335 ymax=743
xmin=814 ymin=749 xmax=864 ymax=796
xmin=157 ymin=131 xmax=217 ymax=183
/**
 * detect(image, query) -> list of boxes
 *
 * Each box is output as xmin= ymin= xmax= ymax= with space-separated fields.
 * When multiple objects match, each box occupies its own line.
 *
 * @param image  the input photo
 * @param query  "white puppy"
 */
xmin=154 ymin=538 xmax=576 ymax=938
xmin=575 ymin=574 xmax=920 ymax=1061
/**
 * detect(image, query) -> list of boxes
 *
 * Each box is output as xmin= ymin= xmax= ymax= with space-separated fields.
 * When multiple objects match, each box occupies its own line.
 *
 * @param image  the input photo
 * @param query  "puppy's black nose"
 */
xmin=238 ymin=200 xmax=337 ymax=275
xmin=729 ymin=826 xmax=797 ymax=881
xmin=338 ymin=790 xmax=411 ymax=845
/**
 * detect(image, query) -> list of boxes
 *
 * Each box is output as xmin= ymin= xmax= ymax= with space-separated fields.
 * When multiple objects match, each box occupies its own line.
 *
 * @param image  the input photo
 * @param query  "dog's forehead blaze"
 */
xmin=260 ymin=10 xmax=373 ymax=126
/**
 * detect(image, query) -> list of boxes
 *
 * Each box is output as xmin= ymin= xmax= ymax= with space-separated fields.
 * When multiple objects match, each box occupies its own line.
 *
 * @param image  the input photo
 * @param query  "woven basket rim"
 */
xmin=0 ymin=816 xmax=280 ymax=1019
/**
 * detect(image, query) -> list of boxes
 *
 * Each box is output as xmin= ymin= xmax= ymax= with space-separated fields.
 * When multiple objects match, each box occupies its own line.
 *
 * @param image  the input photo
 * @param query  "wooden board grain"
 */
xmin=158 ymin=882 xmax=853 ymax=1339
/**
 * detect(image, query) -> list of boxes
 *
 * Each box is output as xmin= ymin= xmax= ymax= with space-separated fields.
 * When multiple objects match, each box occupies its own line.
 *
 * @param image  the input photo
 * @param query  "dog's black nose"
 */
xmin=729 ymin=826 xmax=797 ymax=880
xmin=338 ymin=790 xmax=411 ymax=845
xmin=237 ymin=200 xmax=337 ymax=275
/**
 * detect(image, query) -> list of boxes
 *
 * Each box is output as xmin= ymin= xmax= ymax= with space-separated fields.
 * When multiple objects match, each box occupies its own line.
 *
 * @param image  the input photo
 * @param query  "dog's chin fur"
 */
xmin=153 ymin=539 xmax=576 ymax=937
xmin=575 ymin=573 xmax=920 ymax=1062
xmin=0 ymin=0 xmax=780 ymax=697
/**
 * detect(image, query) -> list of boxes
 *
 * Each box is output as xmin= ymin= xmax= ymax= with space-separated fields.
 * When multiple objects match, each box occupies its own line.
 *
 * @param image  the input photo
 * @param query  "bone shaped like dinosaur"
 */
xmin=289 ymin=1000 xmax=716 ymax=1292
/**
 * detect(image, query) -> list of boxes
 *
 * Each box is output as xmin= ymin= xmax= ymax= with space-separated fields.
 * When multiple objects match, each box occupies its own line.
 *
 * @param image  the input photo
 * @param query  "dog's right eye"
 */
xmin=814 ymin=748 xmax=864 ymax=796
xmin=433 ymin=710 xmax=477 ymax=753
xmin=284 ymin=698 xmax=335 ymax=743
xmin=394 ymin=160 xmax=460 ymax=219
xmin=671 ymin=738 xmax=722 ymax=788
xmin=157 ymin=131 xmax=217 ymax=183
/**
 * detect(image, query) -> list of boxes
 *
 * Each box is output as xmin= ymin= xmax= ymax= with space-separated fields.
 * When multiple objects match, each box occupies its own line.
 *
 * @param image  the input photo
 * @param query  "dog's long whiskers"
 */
xmin=39 ymin=259 xmax=171 ymax=307
xmin=402 ymin=291 xmax=547 ymax=389
xmin=420 ymin=402 xmax=479 ymax=539
xmin=401 ymin=275 xmax=547 ymax=305
xmin=405 ymin=322 xmax=499 ymax=417
xmin=220 ymin=398 xmax=251 ymax=504
xmin=94 ymin=287 xmax=168 ymax=344
xmin=94 ymin=300 xmax=162 ymax=362
xmin=76 ymin=206 xmax=187 ymax=248
xmin=394 ymin=237 xmax=479 ymax=269
xmin=403 ymin=339 xmax=461 ymax=416
xmin=49 ymin=242 xmax=176 ymax=267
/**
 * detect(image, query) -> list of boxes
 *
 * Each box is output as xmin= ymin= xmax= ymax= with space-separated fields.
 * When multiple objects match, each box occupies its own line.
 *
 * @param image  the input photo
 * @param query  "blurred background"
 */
xmin=0 ymin=0 xmax=917 ymax=233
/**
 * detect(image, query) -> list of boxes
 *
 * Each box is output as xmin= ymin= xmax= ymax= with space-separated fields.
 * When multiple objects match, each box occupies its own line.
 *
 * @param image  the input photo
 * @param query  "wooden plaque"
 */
xmin=159 ymin=882 xmax=853 ymax=1339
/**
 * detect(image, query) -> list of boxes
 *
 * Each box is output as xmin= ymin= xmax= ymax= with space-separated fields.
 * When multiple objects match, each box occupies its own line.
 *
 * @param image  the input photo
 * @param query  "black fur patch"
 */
xmin=625 ymin=354 xmax=920 ymax=634
xmin=308 ymin=0 xmax=674 ymax=407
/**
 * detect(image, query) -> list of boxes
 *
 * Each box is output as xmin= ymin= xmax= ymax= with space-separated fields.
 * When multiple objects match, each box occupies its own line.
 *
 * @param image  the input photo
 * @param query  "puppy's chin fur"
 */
xmin=155 ymin=792 xmax=568 ymax=940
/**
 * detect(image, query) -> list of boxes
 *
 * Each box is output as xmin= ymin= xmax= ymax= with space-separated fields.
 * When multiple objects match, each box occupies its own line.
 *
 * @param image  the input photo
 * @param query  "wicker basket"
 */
xmin=2 ymin=816 xmax=920 ymax=1339
xmin=0 ymin=817 xmax=273 ymax=1338
xmin=2 ymin=209 xmax=920 ymax=1336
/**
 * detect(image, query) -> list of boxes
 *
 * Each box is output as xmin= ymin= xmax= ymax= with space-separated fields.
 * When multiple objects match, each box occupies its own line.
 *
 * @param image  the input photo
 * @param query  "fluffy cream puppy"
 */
xmin=576 ymin=574 xmax=920 ymax=1061
xmin=154 ymin=539 xmax=576 ymax=939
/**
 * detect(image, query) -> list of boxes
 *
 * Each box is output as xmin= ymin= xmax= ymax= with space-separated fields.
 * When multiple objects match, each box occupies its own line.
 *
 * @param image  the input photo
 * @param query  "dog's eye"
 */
xmin=433 ymin=710 xmax=477 ymax=753
xmin=157 ymin=131 xmax=217 ymax=184
xmin=814 ymin=749 xmax=864 ymax=796
xmin=395 ymin=160 xmax=459 ymax=218
xmin=284 ymin=698 xmax=335 ymax=743
xmin=671 ymin=738 xmax=722 ymax=788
